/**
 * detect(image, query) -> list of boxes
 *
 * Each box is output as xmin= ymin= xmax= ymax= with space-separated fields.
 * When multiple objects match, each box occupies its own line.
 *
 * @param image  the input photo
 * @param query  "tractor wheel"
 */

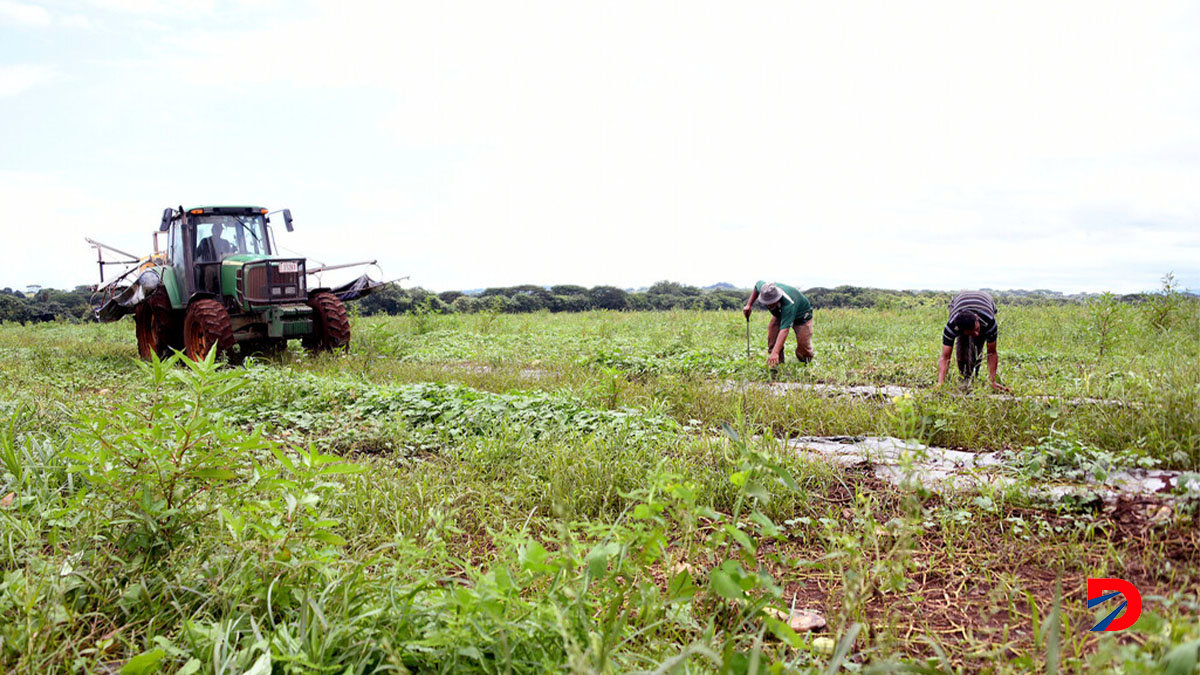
xmin=134 ymin=288 xmax=175 ymax=360
xmin=183 ymin=299 xmax=235 ymax=361
xmin=303 ymin=292 xmax=350 ymax=352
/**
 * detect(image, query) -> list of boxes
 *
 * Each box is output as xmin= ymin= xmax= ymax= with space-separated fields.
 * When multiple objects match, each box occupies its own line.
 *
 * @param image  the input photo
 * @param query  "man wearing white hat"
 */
xmin=743 ymin=281 xmax=814 ymax=368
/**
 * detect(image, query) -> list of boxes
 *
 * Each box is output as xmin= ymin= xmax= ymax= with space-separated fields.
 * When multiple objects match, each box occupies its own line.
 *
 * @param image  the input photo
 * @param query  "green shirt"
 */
xmin=755 ymin=281 xmax=812 ymax=330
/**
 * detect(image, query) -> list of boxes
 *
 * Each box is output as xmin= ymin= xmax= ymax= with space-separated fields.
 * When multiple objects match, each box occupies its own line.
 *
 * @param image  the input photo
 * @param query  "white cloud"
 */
xmin=0 ymin=0 xmax=51 ymax=26
xmin=2 ymin=0 xmax=1198 ymax=292
xmin=0 ymin=172 xmax=156 ymax=290
xmin=0 ymin=64 xmax=60 ymax=97
xmin=85 ymin=0 xmax=214 ymax=14
xmin=60 ymin=12 xmax=98 ymax=29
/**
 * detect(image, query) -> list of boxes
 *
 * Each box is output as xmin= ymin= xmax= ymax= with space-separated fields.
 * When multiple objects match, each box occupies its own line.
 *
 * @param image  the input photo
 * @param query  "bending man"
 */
xmin=743 ymin=281 xmax=814 ymax=368
xmin=936 ymin=290 xmax=1009 ymax=392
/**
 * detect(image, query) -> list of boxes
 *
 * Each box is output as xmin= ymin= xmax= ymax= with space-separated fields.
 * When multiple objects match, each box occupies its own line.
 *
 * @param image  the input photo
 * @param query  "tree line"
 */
xmin=0 ymin=286 xmax=94 ymax=324
xmin=354 ymin=281 xmax=1141 ymax=316
xmin=0 ymin=281 xmax=1175 ymax=324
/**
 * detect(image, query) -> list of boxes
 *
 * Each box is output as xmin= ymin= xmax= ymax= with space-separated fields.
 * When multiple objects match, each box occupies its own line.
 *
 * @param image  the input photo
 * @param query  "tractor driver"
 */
xmin=196 ymin=222 xmax=236 ymax=262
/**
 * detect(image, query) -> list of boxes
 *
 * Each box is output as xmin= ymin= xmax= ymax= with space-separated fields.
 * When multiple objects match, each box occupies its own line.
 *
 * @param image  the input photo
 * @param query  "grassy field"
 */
xmin=1 ymin=301 xmax=1198 ymax=673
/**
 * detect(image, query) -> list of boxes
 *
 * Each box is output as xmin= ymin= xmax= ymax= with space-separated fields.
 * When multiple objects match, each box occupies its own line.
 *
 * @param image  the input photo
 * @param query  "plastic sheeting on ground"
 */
xmin=785 ymin=435 xmax=1187 ymax=506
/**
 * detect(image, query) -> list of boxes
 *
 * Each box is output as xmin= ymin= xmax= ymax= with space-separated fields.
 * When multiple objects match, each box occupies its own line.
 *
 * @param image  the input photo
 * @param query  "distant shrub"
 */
xmin=451 ymin=295 xmax=481 ymax=313
xmin=589 ymin=286 xmax=629 ymax=310
xmin=1143 ymin=272 xmax=1184 ymax=331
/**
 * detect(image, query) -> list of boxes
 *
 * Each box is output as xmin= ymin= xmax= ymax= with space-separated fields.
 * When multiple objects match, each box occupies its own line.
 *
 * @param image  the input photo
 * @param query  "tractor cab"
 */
xmin=159 ymin=206 xmax=301 ymax=302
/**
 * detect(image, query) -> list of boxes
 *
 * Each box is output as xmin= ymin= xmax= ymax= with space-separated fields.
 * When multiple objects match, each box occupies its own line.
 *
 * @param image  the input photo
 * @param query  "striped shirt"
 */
xmin=942 ymin=291 xmax=998 ymax=346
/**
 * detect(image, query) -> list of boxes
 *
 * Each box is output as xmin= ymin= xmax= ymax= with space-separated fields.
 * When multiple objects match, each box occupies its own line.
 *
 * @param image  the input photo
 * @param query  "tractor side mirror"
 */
xmin=283 ymin=209 xmax=293 ymax=232
xmin=159 ymin=208 xmax=174 ymax=232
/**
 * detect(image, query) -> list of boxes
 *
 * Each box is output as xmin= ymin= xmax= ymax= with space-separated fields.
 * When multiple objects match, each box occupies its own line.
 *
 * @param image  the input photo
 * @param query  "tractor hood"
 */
xmin=220 ymin=253 xmax=277 ymax=266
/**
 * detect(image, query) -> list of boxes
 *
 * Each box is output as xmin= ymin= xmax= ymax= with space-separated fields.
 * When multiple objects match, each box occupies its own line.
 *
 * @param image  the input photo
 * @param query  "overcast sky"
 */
xmin=2 ymin=0 xmax=1198 ymax=293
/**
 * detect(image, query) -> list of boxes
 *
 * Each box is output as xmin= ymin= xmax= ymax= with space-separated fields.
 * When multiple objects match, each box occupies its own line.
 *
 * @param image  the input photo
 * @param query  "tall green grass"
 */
xmin=0 ymin=301 xmax=1197 ymax=671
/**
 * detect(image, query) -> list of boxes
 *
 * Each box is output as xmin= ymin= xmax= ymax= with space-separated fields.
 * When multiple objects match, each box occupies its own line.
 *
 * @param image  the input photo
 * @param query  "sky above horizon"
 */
xmin=2 ymin=0 xmax=1198 ymax=294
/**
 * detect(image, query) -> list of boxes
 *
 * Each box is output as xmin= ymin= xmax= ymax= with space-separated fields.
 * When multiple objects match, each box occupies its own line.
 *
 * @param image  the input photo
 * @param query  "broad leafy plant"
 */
xmin=66 ymin=350 xmax=264 ymax=561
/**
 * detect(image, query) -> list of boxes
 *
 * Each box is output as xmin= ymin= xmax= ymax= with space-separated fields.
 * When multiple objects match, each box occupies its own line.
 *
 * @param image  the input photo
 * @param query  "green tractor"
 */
xmin=94 ymin=205 xmax=375 ymax=361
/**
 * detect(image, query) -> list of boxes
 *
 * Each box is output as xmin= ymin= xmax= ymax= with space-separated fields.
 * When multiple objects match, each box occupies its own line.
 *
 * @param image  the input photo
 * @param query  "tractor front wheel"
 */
xmin=183 ymin=299 xmax=235 ymax=361
xmin=135 ymin=288 xmax=176 ymax=360
xmin=304 ymin=292 xmax=350 ymax=352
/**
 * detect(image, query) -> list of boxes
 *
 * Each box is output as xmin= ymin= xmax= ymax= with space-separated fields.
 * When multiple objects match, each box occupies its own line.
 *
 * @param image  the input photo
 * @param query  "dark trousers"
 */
xmin=955 ymin=333 xmax=986 ymax=380
xmin=767 ymin=316 xmax=815 ymax=364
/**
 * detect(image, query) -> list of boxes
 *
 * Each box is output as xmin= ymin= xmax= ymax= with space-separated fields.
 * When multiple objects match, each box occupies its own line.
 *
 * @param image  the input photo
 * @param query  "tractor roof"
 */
xmin=184 ymin=205 xmax=268 ymax=215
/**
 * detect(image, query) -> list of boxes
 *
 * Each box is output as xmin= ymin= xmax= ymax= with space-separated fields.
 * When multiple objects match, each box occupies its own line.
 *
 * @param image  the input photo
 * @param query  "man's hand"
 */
xmin=990 ymin=381 xmax=1011 ymax=393
xmin=743 ymin=304 xmax=752 ymax=319
xmin=767 ymin=352 xmax=781 ymax=367
xmin=936 ymin=344 xmax=953 ymax=388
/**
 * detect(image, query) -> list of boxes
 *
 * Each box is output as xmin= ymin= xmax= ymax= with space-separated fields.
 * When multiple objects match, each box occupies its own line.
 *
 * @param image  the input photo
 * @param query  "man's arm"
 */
xmin=767 ymin=327 xmax=790 ymax=366
xmin=743 ymin=288 xmax=759 ymax=319
xmin=935 ymin=344 xmax=953 ymax=386
xmin=986 ymin=341 xmax=1009 ymax=392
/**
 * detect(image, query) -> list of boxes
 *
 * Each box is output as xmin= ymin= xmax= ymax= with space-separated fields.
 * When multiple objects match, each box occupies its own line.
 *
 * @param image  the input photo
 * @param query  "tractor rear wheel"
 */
xmin=183 ymin=299 xmax=235 ymax=361
xmin=135 ymin=288 xmax=175 ymax=360
xmin=303 ymin=292 xmax=350 ymax=352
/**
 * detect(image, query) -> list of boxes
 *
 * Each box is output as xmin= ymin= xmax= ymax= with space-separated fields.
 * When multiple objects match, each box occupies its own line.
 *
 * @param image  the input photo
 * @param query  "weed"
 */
xmin=1086 ymin=292 xmax=1122 ymax=359
xmin=1010 ymin=428 xmax=1159 ymax=483
xmin=1144 ymin=272 xmax=1185 ymax=332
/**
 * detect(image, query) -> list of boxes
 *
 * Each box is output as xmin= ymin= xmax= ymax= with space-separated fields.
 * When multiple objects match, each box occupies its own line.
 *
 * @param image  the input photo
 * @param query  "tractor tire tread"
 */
xmin=184 ymin=299 xmax=235 ymax=361
xmin=305 ymin=292 xmax=350 ymax=352
xmin=135 ymin=288 xmax=175 ymax=360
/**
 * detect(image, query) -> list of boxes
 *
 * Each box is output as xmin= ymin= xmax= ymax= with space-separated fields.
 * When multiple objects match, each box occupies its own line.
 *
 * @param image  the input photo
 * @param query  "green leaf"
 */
xmin=721 ymin=423 xmax=739 ymax=441
xmin=519 ymin=541 xmax=555 ymax=573
xmin=667 ymin=569 xmax=697 ymax=602
xmin=317 ymin=462 xmax=365 ymax=475
xmin=824 ymin=622 xmax=862 ymax=675
xmin=750 ymin=511 xmax=781 ymax=538
xmin=1162 ymin=639 xmax=1200 ymax=675
xmin=723 ymin=524 xmax=756 ymax=553
xmin=177 ymin=659 xmax=201 ymax=675
xmin=244 ymin=653 xmax=272 ymax=675
xmin=729 ymin=471 xmax=748 ymax=488
xmin=586 ymin=542 xmax=620 ymax=579
xmin=271 ymin=446 xmax=295 ymax=472
xmin=312 ymin=530 xmax=347 ymax=546
xmin=767 ymin=462 xmax=798 ymax=491
xmin=743 ymin=479 xmax=770 ymax=502
xmin=710 ymin=569 xmax=744 ymax=600
xmin=192 ymin=468 xmax=237 ymax=480
xmin=312 ymin=452 xmax=343 ymax=466
xmin=120 ymin=648 xmax=166 ymax=675
xmin=764 ymin=616 xmax=803 ymax=648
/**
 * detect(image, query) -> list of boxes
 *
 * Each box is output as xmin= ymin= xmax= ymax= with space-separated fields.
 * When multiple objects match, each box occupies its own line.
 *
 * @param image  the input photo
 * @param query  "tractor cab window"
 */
xmin=194 ymin=214 xmax=269 ymax=261
xmin=168 ymin=222 xmax=184 ymax=267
